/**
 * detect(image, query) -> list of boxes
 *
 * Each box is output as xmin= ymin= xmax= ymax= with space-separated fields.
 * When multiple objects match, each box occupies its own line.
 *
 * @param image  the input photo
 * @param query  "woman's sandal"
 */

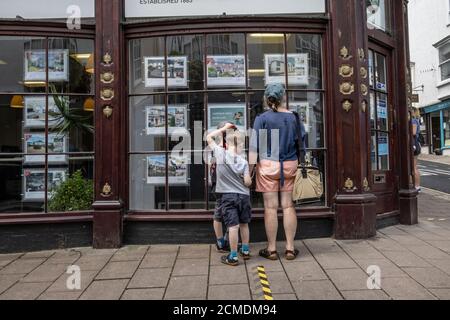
xmin=285 ymin=249 xmax=299 ymax=261
xmin=259 ymin=248 xmax=278 ymax=260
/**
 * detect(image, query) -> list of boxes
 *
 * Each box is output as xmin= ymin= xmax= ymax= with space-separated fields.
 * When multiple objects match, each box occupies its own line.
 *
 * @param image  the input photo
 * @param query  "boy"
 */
xmin=207 ymin=123 xmax=252 ymax=266
xmin=209 ymin=122 xmax=230 ymax=253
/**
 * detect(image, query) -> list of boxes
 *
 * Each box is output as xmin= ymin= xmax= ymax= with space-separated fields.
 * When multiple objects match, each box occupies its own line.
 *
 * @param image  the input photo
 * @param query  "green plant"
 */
xmin=48 ymin=170 xmax=94 ymax=212
xmin=49 ymin=84 xmax=94 ymax=137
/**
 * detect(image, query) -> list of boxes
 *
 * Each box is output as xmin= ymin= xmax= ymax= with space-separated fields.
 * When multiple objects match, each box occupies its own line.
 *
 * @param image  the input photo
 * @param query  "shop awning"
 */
xmin=423 ymin=99 xmax=450 ymax=114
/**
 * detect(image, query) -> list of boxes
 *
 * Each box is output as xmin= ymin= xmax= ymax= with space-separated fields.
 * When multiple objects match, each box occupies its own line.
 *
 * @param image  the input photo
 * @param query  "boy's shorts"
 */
xmin=220 ymin=193 xmax=252 ymax=228
xmin=213 ymin=193 xmax=223 ymax=222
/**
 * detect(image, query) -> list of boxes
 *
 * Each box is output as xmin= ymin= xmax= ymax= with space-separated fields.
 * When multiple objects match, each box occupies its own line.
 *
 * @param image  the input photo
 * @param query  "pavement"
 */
xmin=1 ymin=189 xmax=450 ymax=300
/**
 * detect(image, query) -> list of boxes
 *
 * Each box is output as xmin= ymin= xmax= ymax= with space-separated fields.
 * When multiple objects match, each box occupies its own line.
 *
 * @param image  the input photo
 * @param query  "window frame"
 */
xmin=0 ymin=25 xmax=95 ymax=218
xmin=125 ymin=23 xmax=332 ymax=217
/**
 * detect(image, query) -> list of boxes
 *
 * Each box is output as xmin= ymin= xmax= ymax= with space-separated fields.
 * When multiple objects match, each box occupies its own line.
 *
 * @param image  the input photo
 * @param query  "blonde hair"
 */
xmin=411 ymin=107 xmax=421 ymax=119
xmin=225 ymin=130 xmax=245 ymax=149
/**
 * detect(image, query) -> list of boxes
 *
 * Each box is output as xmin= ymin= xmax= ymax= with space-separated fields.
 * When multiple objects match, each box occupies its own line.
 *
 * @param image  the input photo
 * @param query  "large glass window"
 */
xmin=367 ymin=0 xmax=392 ymax=33
xmin=369 ymin=49 xmax=390 ymax=171
xmin=128 ymin=33 xmax=326 ymax=212
xmin=438 ymin=41 xmax=450 ymax=82
xmin=0 ymin=37 xmax=95 ymax=214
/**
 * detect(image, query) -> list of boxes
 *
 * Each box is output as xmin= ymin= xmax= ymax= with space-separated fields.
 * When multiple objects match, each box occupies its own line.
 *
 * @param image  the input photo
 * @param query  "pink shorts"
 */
xmin=256 ymin=159 xmax=298 ymax=193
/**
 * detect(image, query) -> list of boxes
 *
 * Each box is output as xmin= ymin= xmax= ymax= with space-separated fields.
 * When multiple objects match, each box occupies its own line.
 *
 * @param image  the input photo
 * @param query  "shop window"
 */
xmin=367 ymin=0 xmax=392 ymax=33
xmin=438 ymin=41 xmax=450 ymax=82
xmin=369 ymin=49 xmax=390 ymax=171
xmin=0 ymin=37 xmax=95 ymax=214
xmin=128 ymin=33 xmax=326 ymax=212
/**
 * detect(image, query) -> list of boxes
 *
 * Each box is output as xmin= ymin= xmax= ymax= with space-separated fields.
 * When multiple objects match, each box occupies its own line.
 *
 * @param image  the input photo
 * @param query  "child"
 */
xmin=207 ymin=123 xmax=252 ymax=266
xmin=209 ymin=122 xmax=230 ymax=253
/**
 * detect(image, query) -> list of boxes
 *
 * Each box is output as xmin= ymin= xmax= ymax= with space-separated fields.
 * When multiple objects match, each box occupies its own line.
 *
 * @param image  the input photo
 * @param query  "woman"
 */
xmin=411 ymin=107 xmax=421 ymax=192
xmin=249 ymin=83 xmax=306 ymax=261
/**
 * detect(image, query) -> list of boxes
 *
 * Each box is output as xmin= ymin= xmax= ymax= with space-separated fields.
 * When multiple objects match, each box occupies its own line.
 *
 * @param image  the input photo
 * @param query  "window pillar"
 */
xmin=329 ymin=0 xmax=377 ymax=239
xmin=92 ymin=0 xmax=125 ymax=248
xmin=395 ymin=0 xmax=418 ymax=225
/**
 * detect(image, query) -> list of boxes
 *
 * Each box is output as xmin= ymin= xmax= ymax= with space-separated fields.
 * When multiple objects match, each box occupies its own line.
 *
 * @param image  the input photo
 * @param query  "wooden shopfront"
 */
xmin=0 ymin=0 xmax=418 ymax=252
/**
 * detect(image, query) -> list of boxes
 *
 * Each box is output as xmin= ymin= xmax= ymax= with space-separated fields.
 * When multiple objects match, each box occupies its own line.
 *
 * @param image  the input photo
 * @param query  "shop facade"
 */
xmin=0 ymin=0 xmax=418 ymax=252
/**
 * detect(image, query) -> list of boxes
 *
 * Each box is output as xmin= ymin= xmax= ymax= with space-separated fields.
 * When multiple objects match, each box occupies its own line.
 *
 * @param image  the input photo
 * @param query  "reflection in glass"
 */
xmin=375 ymin=53 xmax=387 ymax=92
xmin=247 ymin=33 xmax=285 ymax=89
xmin=286 ymin=34 xmax=322 ymax=90
xmin=288 ymin=92 xmax=324 ymax=149
xmin=129 ymin=37 xmax=165 ymax=95
xmin=378 ymin=133 xmax=389 ymax=170
xmin=0 ymin=37 xmax=46 ymax=93
xmin=48 ymin=96 xmax=94 ymax=153
xmin=130 ymin=154 xmax=166 ymax=211
xmin=169 ymin=152 xmax=205 ymax=210
xmin=167 ymin=35 xmax=204 ymax=91
xmin=168 ymin=93 xmax=204 ymax=152
xmin=207 ymin=34 xmax=245 ymax=88
xmin=130 ymin=95 xmax=166 ymax=152
xmin=48 ymin=38 xmax=95 ymax=94
xmin=367 ymin=0 xmax=391 ymax=33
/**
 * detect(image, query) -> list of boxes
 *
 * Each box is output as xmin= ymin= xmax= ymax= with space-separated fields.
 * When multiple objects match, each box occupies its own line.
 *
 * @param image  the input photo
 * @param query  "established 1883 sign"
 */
xmin=125 ymin=0 xmax=326 ymax=18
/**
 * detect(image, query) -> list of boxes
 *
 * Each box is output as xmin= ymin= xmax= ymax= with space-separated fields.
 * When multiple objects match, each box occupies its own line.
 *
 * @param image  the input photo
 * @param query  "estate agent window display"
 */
xmin=0 ymin=37 xmax=95 ymax=214
xmin=128 ymin=33 xmax=327 ymax=213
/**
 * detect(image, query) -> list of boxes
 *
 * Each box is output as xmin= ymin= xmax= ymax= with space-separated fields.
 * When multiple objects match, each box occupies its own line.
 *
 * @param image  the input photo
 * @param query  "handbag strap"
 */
xmin=292 ymin=111 xmax=308 ymax=178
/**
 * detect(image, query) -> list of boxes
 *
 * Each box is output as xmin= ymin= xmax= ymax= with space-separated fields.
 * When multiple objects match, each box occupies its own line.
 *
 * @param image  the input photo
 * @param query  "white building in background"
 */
xmin=409 ymin=0 xmax=450 ymax=155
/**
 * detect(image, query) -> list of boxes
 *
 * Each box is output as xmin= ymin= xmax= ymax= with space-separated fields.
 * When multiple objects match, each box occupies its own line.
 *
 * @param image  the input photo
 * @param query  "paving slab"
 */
xmin=95 ymin=260 xmax=140 ymax=280
xmin=380 ymin=277 xmax=437 ymax=300
xmin=172 ymin=258 xmax=209 ymax=276
xmin=326 ymin=268 xmax=372 ymax=291
xmin=341 ymin=290 xmax=390 ymax=300
xmin=110 ymin=246 xmax=149 ymax=262
xmin=382 ymin=250 xmax=432 ymax=268
xmin=402 ymin=267 xmax=450 ymax=289
xmin=121 ymin=288 xmax=165 ymax=300
xmin=20 ymin=263 xmax=67 ymax=283
xmin=127 ymin=268 xmax=172 ymax=289
xmin=0 ymin=274 xmax=25 ymax=295
xmin=0 ymin=282 xmax=51 ymax=300
xmin=21 ymin=251 xmax=55 ymax=259
xmin=405 ymin=245 xmax=450 ymax=260
xmin=45 ymin=270 xmax=98 ymax=293
xmin=208 ymin=284 xmax=251 ymax=300
xmin=282 ymin=260 xmax=328 ymax=282
xmin=292 ymin=280 xmax=342 ymax=300
xmin=210 ymin=265 xmax=248 ymax=285
xmin=355 ymin=258 xmax=408 ymax=278
xmin=426 ymin=241 xmax=450 ymax=253
xmin=164 ymin=275 xmax=207 ymax=300
xmin=429 ymin=289 xmax=450 ymax=300
xmin=0 ymin=258 xmax=45 ymax=275
xmin=79 ymin=279 xmax=128 ymax=300
xmin=313 ymin=252 xmax=359 ymax=270
xmin=38 ymin=291 xmax=82 ymax=300
xmin=303 ymin=239 xmax=343 ymax=255
xmin=140 ymin=252 xmax=177 ymax=269
xmin=428 ymin=258 xmax=450 ymax=275
xmin=177 ymin=245 xmax=210 ymax=259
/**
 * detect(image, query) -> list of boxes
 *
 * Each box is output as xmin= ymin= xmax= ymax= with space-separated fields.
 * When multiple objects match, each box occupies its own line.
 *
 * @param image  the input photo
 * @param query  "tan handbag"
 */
xmin=292 ymin=165 xmax=324 ymax=202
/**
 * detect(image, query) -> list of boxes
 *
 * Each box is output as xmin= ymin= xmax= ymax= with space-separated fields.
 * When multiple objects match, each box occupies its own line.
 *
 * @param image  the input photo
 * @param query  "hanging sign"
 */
xmin=125 ymin=0 xmax=326 ymax=18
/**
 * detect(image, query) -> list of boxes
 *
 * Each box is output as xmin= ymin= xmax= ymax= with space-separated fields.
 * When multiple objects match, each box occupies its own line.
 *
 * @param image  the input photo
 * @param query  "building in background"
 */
xmin=409 ymin=0 xmax=450 ymax=155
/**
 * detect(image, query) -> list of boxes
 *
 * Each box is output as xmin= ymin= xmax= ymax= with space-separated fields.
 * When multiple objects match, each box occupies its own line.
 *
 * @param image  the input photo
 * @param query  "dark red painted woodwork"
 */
xmin=92 ymin=0 xmax=124 ymax=248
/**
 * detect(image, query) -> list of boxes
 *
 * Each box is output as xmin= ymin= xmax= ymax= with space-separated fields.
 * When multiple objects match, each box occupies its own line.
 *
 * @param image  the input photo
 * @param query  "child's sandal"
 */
xmin=285 ymin=249 xmax=299 ymax=260
xmin=259 ymin=248 xmax=278 ymax=260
